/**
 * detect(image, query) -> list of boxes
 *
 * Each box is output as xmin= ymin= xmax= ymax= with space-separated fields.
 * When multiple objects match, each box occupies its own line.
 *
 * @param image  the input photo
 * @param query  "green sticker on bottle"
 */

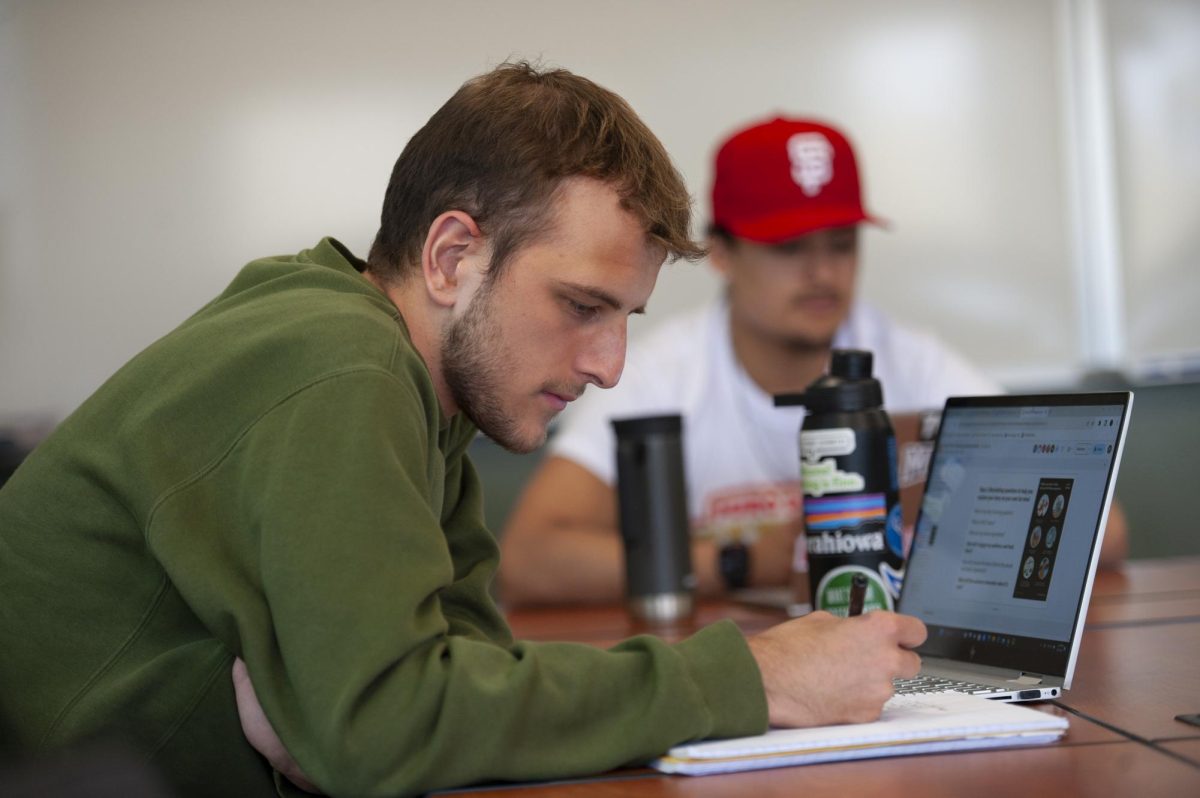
xmin=814 ymin=565 xmax=894 ymax=615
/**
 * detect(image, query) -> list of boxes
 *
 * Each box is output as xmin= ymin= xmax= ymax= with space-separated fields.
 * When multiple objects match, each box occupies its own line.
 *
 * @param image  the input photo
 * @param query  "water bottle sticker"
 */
xmin=815 ymin=565 xmax=895 ymax=614
xmin=805 ymin=493 xmax=886 ymax=528
xmin=800 ymin=457 xmax=865 ymax=497
xmin=880 ymin=561 xmax=905 ymax=600
xmin=799 ymin=428 xmax=856 ymax=461
xmin=807 ymin=527 xmax=885 ymax=556
xmin=885 ymin=504 xmax=905 ymax=558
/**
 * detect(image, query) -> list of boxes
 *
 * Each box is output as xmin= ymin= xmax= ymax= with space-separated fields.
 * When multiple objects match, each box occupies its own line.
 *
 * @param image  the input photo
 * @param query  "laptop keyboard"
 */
xmin=893 ymin=675 xmax=1010 ymax=696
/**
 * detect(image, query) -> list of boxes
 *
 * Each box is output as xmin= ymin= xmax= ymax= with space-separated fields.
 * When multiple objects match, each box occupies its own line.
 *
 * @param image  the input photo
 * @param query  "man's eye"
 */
xmin=772 ymin=241 xmax=809 ymax=257
xmin=567 ymin=299 xmax=600 ymax=318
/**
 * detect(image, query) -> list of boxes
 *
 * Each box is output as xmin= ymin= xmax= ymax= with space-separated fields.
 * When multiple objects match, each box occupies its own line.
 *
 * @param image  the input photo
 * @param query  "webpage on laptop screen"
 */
xmin=901 ymin=403 xmax=1123 ymax=647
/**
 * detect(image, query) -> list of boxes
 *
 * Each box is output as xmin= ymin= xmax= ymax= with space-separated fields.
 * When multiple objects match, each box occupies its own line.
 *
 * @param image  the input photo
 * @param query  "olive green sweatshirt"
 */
xmin=0 ymin=239 xmax=767 ymax=797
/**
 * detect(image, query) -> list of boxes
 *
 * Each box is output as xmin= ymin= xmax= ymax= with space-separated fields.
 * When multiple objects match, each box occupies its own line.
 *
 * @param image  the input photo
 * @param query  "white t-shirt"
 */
xmin=550 ymin=297 xmax=1001 ymax=545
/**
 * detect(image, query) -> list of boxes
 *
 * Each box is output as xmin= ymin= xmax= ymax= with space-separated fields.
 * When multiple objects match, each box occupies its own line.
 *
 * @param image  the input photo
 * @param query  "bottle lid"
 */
xmin=612 ymin=414 xmax=683 ymax=437
xmin=773 ymin=349 xmax=885 ymax=413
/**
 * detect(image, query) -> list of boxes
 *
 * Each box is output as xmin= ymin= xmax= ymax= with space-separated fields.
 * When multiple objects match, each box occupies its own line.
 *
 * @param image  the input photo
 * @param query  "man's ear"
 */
xmin=420 ymin=210 xmax=486 ymax=309
xmin=707 ymin=235 xmax=733 ymax=279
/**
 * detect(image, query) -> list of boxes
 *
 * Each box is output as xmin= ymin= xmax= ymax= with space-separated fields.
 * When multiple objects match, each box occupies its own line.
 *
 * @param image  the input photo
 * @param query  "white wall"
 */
xmin=1107 ymin=0 xmax=1200 ymax=376
xmin=1 ymin=0 xmax=1196 ymax=421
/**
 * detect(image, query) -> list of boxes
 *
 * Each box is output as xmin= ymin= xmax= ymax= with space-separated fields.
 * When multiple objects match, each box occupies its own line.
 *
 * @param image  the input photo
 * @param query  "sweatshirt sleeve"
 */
xmin=146 ymin=367 xmax=767 ymax=797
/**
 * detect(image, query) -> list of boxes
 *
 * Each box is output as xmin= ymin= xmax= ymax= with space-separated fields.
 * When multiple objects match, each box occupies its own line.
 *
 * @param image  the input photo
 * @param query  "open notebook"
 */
xmin=651 ymin=691 xmax=1067 ymax=776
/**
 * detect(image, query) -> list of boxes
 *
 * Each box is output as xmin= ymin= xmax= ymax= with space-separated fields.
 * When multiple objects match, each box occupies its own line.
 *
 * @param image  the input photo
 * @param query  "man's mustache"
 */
xmin=790 ymin=292 xmax=842 ymax=305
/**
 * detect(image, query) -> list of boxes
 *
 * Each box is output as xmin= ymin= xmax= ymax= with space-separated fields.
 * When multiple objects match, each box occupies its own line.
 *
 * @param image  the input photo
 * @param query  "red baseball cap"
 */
xmin=710 ymin=117 xmax=884 ymax=243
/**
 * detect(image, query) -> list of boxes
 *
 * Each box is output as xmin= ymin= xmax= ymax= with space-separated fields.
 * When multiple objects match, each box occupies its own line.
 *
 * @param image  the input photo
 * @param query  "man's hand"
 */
xmin=746 ymin=610 xmax=927 ymax=727
xmin=231 ymin=658 xmax=321 ymax=794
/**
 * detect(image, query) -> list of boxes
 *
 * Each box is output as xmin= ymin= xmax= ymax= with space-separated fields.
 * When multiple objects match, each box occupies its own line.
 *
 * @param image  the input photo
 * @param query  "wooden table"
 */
xmin=1058 ymin=621 xmax=1200 ymax=743
xmin=1086 ymin=555 xmax=1200 ymax=627
xmin=446 ymin=558 xmax=1200 ymax=796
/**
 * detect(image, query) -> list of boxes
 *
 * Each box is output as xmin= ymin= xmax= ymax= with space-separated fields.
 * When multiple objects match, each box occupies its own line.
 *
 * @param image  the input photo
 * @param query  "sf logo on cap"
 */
xmin=787 ymin=133 xmax=834 ymax=197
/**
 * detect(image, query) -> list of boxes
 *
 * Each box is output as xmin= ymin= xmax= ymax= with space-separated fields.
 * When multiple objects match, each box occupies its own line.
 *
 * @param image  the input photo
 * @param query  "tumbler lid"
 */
xmin=612 ymin=414 xmax=682 ymax=437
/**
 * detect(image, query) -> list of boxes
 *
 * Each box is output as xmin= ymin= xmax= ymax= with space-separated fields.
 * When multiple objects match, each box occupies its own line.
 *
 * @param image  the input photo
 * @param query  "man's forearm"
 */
xmin=500 ymin=522 xmax=627 ymax=606
xmin=500 ymin=522 xmax=727 ymax=607
xmin=500 ymin=522 xmax=798 ymax=607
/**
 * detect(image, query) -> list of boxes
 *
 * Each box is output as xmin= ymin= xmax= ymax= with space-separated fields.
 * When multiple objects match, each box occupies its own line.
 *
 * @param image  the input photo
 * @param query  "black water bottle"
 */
xmin=775 ymin=349 xmax=905 ymax=615
xmin=612 ymin=415 xmax=695 ymax=624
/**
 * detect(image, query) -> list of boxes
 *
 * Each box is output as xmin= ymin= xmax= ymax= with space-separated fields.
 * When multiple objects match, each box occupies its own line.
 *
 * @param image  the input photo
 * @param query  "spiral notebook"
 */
xmin=651 ymin=691 xmax=1067 ymax=775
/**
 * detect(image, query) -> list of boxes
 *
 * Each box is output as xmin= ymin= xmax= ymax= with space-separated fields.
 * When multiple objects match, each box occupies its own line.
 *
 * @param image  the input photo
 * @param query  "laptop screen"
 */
xmin=897 ymin=393 xmax=1131 ymax=678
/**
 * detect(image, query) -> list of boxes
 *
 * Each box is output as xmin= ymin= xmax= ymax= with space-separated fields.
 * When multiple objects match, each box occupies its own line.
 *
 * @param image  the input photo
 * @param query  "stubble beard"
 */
xmin=441 ymin=284 xmax=547 ymax=455
xmin=780 ymin=331 xmax=836 ymax=355
xmin=734 ymin=305 xmax=836 ymax=356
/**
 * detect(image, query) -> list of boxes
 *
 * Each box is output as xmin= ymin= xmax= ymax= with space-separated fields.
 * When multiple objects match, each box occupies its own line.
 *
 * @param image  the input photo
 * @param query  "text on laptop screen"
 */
xmin=900 ymin=401 xmax=1123 ymax=666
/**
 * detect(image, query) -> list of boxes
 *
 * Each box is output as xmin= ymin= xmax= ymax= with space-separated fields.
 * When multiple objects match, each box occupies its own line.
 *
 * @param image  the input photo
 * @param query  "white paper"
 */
xmin=652 ymin=692 xmax=1068 ymax=776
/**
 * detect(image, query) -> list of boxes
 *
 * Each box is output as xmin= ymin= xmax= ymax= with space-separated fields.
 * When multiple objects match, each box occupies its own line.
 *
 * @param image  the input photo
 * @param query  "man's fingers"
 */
xmin=232 ymin=658 xmax=270 ymax=732
xmin=896 ymin=649 xmax=922 ymax=680
xmin=894 ymin=614 xmax=928 ymax=649
xmin=231 ymin=658 xmax=322 ymax=794
xmin=232 ymin=657 xmax=249 ymax=688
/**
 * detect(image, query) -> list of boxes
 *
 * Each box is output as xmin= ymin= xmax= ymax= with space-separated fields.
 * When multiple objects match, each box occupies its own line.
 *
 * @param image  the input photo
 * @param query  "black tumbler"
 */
xmin=612 ymin=414 xmax=695 ymax=624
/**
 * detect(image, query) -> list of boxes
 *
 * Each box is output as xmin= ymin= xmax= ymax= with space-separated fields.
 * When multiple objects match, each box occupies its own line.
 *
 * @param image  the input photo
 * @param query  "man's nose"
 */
xmin=577 ymin=322 xmax=627 ymax=390
xmin=798 ymin=249 xmax=841 ymax=278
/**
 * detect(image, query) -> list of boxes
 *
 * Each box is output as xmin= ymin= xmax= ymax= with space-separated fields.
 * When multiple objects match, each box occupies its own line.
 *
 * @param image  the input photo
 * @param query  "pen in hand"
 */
xmin=848 ymin=573 xmax=867 ymax=617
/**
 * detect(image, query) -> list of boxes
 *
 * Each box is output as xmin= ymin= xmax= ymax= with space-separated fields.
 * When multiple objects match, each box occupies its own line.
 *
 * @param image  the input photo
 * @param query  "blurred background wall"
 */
xmin=1 ymin=0 xmax=1197 ymax=553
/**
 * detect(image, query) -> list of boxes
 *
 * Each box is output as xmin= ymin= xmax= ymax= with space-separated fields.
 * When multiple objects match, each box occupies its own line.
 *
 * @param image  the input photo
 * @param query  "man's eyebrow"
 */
xmin=560 ymin=281 xmax=646 ymax=314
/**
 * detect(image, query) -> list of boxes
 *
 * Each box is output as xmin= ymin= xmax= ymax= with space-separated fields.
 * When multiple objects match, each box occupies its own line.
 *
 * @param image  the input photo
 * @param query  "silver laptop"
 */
xmin=895 ymin=392 xmax=1132 ymax=702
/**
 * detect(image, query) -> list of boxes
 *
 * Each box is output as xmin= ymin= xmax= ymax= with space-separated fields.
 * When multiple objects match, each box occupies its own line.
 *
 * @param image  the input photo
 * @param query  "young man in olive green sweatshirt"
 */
xmin=0 ymin=63 xmax=925 ymax=797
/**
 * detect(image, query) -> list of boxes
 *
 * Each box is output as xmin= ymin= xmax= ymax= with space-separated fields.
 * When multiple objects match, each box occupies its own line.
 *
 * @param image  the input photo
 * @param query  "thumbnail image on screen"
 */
xmin=1012 ymin=477 xmax=1073 ymax=601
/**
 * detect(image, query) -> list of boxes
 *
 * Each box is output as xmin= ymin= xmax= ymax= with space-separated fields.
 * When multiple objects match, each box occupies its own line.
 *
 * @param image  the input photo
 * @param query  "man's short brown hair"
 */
xmin=367 ymin=61 xmax=704 ymax=281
